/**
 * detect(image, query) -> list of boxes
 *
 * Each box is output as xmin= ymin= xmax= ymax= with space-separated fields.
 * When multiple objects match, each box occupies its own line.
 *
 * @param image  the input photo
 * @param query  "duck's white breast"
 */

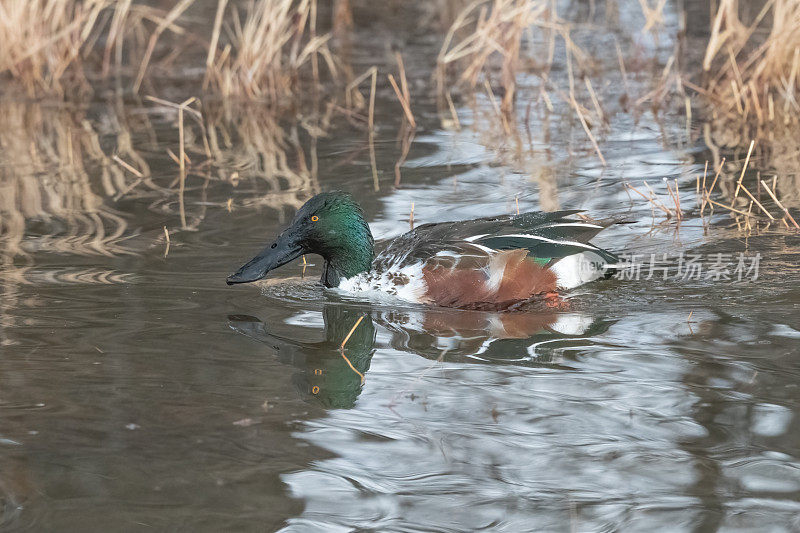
xmin=337 ymin=262 xmax=428 ymax=304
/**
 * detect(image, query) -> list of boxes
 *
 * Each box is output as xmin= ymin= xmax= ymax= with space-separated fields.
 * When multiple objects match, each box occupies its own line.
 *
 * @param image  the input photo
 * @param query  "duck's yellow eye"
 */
xmin=311 ymin=215 xmax=319 ymax=222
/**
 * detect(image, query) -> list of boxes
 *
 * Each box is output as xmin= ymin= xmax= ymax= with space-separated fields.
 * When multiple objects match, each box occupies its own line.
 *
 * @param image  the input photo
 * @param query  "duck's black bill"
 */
xmin=226 ymin=237 xmax=304 ymax=285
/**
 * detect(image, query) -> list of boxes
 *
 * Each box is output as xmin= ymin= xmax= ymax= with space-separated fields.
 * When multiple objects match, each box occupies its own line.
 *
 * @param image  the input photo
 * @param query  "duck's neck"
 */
xmin=319 ymin=233 xmax=374 ymax=288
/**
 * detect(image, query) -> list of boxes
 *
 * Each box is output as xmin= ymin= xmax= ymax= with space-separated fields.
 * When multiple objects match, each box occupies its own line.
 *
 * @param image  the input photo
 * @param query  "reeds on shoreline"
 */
xmin=437 ymin=0 xmax=551 ymax=115
xmin=703 ymin=0 xmax=800 ymax=132
xmin=623 ymin=149 xmax=799 ymax=233
xmin=0 ymin=0 xmax=107 ymax=95
xmin=0 ymin=0 xmax=189 ymax=96
xmin=0 ymin=0 xmax=335 ymax=104
xmin=0 ymin=0 xmax=796 ymax=244
xmin=700 ymin=0 xmax=800 ymax=225
xmin=204 ymin=0 xmax=337 ymax=102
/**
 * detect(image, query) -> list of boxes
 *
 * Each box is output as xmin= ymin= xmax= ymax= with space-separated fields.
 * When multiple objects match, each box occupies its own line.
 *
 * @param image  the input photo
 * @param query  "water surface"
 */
xmin=1 ymin=1 xmax=799 ymax=531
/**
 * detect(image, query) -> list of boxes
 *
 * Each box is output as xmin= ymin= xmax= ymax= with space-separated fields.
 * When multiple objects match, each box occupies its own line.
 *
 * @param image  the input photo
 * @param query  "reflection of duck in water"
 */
xmin=227 ymin=192 xmax=618 ymax=310
xmin=375 ymin=307 xmax=613 ymax=366
xmin=228 ymin=303 xmax=612 ymax=408
xmin=228 ymin=305 xmax=376 ymax=409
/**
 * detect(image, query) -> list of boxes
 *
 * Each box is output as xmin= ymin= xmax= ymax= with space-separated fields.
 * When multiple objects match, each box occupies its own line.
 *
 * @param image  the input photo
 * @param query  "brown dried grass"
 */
xmin=205 ymin=0 xmax=337 ymax=103
xmin=0 ymin=0 xmax=190 ymax=96
xmin=701 ymin=0 xmax=800 ymax=225
xmin=0 ymin=0 xmax=108 ymax=95
xmin=704 ymin=0 xmax=800 ymax=131
xmin=437 ymin=0 xmax=551 ymax=115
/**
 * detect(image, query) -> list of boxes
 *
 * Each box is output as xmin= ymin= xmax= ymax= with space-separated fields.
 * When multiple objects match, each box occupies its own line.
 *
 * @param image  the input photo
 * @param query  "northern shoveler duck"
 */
xmin=226 ymin=191 xmax=618 ymax=310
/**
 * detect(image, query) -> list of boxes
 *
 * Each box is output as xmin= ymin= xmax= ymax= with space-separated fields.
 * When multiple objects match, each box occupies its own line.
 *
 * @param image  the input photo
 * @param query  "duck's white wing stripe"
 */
xmin=477 ymin=233 xmax=599 ymax=251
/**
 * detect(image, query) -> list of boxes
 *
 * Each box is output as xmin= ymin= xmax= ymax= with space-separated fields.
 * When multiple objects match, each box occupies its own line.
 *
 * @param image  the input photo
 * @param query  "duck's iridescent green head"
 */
xmin=227 ymin=191 xmax=374 ymax=288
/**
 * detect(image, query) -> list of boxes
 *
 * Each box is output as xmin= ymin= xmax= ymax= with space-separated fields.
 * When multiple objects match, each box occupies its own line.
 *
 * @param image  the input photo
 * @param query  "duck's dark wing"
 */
xmin=374 ymin=210 xmax=617 ymax=270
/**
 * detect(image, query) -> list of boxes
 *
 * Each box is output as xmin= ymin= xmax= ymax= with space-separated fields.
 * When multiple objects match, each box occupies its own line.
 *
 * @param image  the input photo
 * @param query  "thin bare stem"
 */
xmin=368 ymin=68 xmax=378 ymax=191
xmin=133 ymin=0 xmax=193 ymax=93
xmin=388 ymin=74 xmax=416 ymax=128
xmin=732 ymin=140 xmax=755 ymax=201
xmin=163 ymin=226 xmax=170 ymax=257
xmin=204 ymin=0 xmax=229 ymax=90
xmin=625 ymin=182 xmax=673 ymax=217
xmin=340 ymin=315 xmax=365 ymax=350
xmin=761 ymin=179 xmax=800 ymax=228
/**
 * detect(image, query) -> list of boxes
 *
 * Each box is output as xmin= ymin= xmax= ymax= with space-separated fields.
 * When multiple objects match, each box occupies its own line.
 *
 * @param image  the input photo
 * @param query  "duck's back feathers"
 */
xmin=373 ymin=210 xmax=617 ymax=271
xmin=339 ymin=210 xmax=617 ymax=310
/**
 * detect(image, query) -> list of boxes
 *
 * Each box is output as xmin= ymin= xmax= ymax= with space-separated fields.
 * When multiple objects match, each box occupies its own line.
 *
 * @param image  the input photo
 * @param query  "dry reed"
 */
xmin=704 ymin=0 xmax=800 ymax=131
xmin=205 ymin=0 xmax=337 ymax=103
xmin=388 ymin=53 xmax=416 ymax=129
xmin=436 ymin=0 xmax=614 ymax=167
xmin=693 ymin=150 xmax=800 ymax=230
xmin=163 ymin=226 xmax=171 ymax=258
xmin=394 ymin=127 xmax=415 ymax=187
xmin=0 ymin=0 xmax=335 ymax=103
xmin=0 ymin=0 xmax=107 ymax=94
xmin=0 ymin=97 xmax=322 ymax=267
xmin=132 ymin=0 xmax=194 ymax=93
xmin=0 ymin=0 xmax=189 ymax=96
xmin=638 ymin=0 xmax=668 ymax=34
xmin=624 ymin=181 xmax=676 ymax=219
xmin=437 ymin=0 xmax=551 ymax=115
xmin=345 ymin=67 xmax=380 ymax=190
xmin=761 ymin=179 xmax=800 ymax=228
